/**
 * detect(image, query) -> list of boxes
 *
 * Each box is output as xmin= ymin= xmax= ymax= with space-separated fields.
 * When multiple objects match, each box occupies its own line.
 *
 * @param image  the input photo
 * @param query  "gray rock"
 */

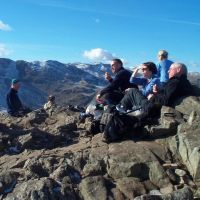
xmin=169 ymin=126 xmax=200 ymax=187
xmin=109 ymin=187 xmax=125 ymax=200
xmin=107 ymin=141 xmax=172 ymax=190
xmin=61 ymin=176 xmax=77 ymax=200
xmin=0 ymin=171 xmax=19 ymax=195
xmin=5 ymin=178 xmax=61 ymax=200
xmin=175 ymin=96 xmax=200 ymax=116
xmin=188 ymin=110 xmax=200 ymax=126
xmin=116 ymin=177 xmax=146 ymax=199
xmin=147 ymin=106 xmax=182 ymax=138
xmin=149 ymin=162 xmax=173 ymax=194
xmin=134 ymin=186 xmax=193 ymax=200
xmin=50 ymin=165 xmax=69 ymax=182
xmin=0 ymin=99 xmax=199 ymax=199
xmin=80 ymin=176 xmax=107 ymax=200
xmin=136 ymin=141 xmax=172 ymax=163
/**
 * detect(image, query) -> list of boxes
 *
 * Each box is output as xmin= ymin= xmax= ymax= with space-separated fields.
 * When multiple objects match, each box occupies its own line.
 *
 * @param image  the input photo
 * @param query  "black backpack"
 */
xmin=100 ymin=110 xmax=139 ymax=143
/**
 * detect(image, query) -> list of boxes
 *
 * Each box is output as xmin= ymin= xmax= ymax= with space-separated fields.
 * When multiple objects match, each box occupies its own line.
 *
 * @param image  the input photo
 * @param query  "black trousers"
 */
xmin=121 ymin=88 xmax=161 ymax=117
xmin=120 ymin=88 xmax=148 ymax=110
xmin=100 ymin=91 xmax=124 ymax=105
xmin=9 ymin=107 xmax=32 ymax=117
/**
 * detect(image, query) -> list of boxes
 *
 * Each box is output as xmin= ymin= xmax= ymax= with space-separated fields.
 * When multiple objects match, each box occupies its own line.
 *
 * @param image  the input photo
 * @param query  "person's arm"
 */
xmin=131 ymin=67 xmax=140 ymax=78
xmin=153 ymin=78 xmax=179 ymax=106
xmin=130 ymin=77 xmax=147 ymax=87
xmin=156 ymin=63 xmax=161 ymax=78
xmin=130 ymin=67 xmax=146 ymax=85
xmin=105 ymin=72 xmax=113 ymax=82
xmin=143 ymin=78 xmax=160 ymax=97
xmin=100 ymin=70 xmax=126 ymax=96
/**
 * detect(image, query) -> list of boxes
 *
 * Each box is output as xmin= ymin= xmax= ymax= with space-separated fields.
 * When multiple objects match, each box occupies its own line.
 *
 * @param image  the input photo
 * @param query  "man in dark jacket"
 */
xmin=96 ymin=58 xmax=136 ymax=105
xmin=6 ymin=79 xmax=31 ymax=116
xmin=120 ymin=63 xmax=193 ymax=117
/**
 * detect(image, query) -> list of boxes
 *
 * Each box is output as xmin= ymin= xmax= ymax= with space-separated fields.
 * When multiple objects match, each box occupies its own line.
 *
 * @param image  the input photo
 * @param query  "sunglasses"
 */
xmin=141 ymin=67 xmax=148 ymax=71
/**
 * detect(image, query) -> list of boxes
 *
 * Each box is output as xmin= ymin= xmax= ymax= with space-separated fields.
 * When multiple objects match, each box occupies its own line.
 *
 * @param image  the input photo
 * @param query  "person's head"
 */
xmin=168 ymin=63 xmax=188 ymax=79
xmin=141 ymin=62 xmax=157 ymax=79
xmin=11 ymin=79 xmax=20 ymax=91
xmin=48 ymin=95 xmax=55 ymax=102
xmin=110 ymin=58 xmax=123 ymax=74
xmin=157 ymin=50 xmax=168 ymax=61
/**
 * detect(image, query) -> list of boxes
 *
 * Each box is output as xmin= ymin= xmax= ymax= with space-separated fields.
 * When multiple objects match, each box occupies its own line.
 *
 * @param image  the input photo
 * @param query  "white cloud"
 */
xmin=0 ymin=20 xmax=12 ymax=31
xmin=0 ymin=43 xmax=11 ymax=56
xmin=83 ymin=48 xmax=115 ymax=62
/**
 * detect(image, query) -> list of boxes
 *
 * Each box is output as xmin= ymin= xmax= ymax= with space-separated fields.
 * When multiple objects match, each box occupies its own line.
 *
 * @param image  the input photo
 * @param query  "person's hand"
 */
xmin=96 ymin=94 xmax=104 ymax=103
xmin=147 ymin=94 xmax=154 ymax=100
xmin=153 ymin=84 xmax=158 ymax=94
xmin=96 ymin=94 xmax=101 ymax=101
xmin=104 ymin=72 xmax=112 ymax=81
xmin=131 ymin=66 xmax=141 ymax=77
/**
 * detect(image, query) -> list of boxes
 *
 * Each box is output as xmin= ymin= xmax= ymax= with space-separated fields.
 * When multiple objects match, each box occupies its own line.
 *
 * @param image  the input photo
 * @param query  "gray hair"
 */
xmin=171 ymin=62 xmax=188 ymax=75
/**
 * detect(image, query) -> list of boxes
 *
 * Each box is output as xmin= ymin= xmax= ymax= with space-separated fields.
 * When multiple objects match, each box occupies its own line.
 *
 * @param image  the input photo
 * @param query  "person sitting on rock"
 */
xmin=44 ymin=95 xmax=56 ymax=110
xmin=96 ymin=58 xmax=137 ymax=105
xmin=119 ymin=63 xmax=193 ymax=118
xmin=129 ymin=62 xmax=160 ymax=97
xmin=116 ymin=62 xmax=160 ymax=113
xmin=6 ymin=79 xmax=31 ymax=117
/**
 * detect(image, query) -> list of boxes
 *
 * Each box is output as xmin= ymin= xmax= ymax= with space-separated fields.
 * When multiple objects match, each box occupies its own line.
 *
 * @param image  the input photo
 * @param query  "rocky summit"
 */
xmin=1 ymin=58 xmax=200 ymax=199
xmin=0 ymin=94 xmax=200 ymax=200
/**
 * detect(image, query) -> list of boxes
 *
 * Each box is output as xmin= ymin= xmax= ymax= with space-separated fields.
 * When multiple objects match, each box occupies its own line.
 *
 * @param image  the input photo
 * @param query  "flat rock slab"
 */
xmin=107 ymin=141 xmax=172 ymax=191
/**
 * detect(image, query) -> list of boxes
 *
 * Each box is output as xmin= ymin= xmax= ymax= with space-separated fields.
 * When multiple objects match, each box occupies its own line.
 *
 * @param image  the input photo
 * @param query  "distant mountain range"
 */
xmin=0 ymin=58 xmax=112 ymax=109
xmin=0 ymin=58 xmax=200 ymax=110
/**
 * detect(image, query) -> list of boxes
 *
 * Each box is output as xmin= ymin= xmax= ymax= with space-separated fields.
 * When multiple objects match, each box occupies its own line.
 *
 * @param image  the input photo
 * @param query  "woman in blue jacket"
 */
xmin=116 ymin=62 xmax=160 ymax=112
xmin=130 ymin=62 xmax=160 ymax=97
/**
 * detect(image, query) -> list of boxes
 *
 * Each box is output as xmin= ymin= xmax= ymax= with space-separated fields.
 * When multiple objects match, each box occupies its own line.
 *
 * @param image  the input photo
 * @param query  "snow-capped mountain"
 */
xmin=1 ymin=58 xmax=199 ymax=111
xmin=75 ymin=62 xmax=112 ymax=78
xmin=0 ymin=58 xmax=111 ymax=109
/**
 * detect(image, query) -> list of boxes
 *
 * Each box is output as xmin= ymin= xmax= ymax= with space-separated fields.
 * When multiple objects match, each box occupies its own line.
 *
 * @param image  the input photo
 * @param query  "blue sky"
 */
xmin=0 ymin=0 xmax=200 ymax=72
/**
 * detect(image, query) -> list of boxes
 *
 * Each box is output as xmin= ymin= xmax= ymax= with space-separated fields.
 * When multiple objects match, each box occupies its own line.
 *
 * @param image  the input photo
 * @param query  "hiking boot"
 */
xmin=116 ymin=104 xmax=127 ymax=113
xmin=127 ymin=109 xmax=146 ymax=119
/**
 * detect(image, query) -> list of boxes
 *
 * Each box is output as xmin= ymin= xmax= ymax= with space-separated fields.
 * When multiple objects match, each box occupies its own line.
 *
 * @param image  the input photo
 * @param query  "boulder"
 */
xmin=5 ymin=178 xmax=62 ymax=200
xmin=116 ymin=177 xmax=146 ymax=199
xmin=107 ymin=141 xmax=173 ymax=192
xmin=134 ymin=186 xmax=193 ymax=200
xmin=146 ymin=106 xmax=183 ymax=138
xmin=0 ymin=171 xmax=19 ymax=195
xmin=168 ymin=111 xmax=200 ymax=196
xmin=175 ymin=96 xmax=200 ymax=117
xmin=79 ymin=176 xmax=107 ymax=200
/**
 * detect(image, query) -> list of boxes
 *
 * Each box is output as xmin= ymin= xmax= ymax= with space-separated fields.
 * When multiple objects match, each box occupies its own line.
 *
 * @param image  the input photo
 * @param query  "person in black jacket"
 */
xmin=120 ymin=63 xmax=193 ymax=117
xmin=6 ymin=79 xmax=31 ymax=116
xmin=96 ymin=58 xmax=136 ymax=105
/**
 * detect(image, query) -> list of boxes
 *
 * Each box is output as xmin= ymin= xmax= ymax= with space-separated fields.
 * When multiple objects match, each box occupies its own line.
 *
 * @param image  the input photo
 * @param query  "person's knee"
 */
xmin=127 ymin=88 xmax=139 ymax=94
